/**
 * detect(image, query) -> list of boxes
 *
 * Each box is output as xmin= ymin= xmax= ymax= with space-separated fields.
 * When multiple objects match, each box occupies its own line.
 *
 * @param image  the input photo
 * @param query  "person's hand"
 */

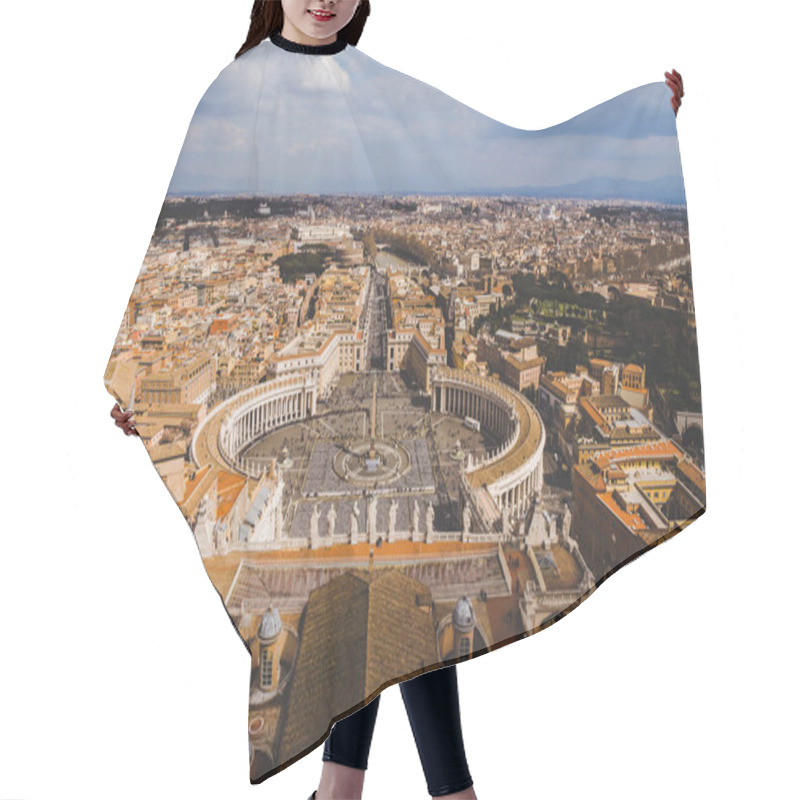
xmin=110 ymin=402 xmax=139 ymax=436
xmin=665 ymin=69 xmax=684 ymax=116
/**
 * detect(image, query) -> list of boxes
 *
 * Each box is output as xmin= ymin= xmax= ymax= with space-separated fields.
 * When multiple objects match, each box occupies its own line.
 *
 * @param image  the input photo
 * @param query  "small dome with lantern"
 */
xmin=257 ymin=605 xmax=283 ymax=642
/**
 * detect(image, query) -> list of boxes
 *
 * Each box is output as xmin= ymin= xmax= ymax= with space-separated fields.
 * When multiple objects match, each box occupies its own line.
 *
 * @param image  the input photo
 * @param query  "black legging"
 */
xmin=323 ymin=664 xmax=474 ymax=797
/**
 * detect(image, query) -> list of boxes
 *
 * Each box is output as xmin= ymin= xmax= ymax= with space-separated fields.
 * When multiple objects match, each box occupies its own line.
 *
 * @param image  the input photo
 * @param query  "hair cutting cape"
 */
xmin=103 ymin=31 xmax=706 ymax=785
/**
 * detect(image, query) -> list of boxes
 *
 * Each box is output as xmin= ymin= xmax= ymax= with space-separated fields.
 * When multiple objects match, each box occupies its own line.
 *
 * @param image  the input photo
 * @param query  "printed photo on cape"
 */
xmin=102 ymin=33 xmax=705 ymax=783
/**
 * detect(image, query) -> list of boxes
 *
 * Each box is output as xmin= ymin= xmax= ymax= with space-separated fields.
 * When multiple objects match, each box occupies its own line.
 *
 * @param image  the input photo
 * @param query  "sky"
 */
xmin=166 ymin=38 xmax=685 ymax=203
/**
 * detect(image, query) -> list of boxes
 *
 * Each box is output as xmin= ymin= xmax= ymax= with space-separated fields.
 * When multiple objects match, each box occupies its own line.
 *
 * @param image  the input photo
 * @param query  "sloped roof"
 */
xmin=277 ymin=569 xmax=437 ymax=764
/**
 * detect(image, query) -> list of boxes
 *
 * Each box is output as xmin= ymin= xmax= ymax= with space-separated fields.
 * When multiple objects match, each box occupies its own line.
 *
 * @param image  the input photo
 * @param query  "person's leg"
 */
xmin=400 ymin=665 xmax=476 ymax=799
xmin=316 ymin=694 xmax=382 ymax=800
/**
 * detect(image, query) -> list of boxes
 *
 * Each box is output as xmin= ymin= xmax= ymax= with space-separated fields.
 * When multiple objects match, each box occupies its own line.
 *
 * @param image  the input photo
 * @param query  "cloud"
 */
xmin=168 ymin=40 xmax=683 ymax=199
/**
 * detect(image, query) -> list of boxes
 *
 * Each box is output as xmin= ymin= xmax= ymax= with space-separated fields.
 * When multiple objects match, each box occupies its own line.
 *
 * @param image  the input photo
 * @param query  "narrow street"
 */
xmin=364 ymin=268 xmax=388 ymax=370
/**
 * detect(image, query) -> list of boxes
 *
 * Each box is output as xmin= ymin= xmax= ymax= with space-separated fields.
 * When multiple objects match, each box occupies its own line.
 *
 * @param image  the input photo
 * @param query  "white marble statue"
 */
xmin=388 ymin=497 xmax=398 ymax=538
xmin=462 ymin=504 xmax=471 ymax=537
xmin=529 ymin=506 xmax=546 ymax=547
xmin=367 ymin=493 xmax=378 ymax=538
xmin=327 ymin=504 xmax=337 ymax=538
xmin=562 ymin=502 xmax=572 ymax=539
xmin=310 ymin=503 xmax=320 ymax=542
xmin=193 ymin=496 xmax=215 ymax=557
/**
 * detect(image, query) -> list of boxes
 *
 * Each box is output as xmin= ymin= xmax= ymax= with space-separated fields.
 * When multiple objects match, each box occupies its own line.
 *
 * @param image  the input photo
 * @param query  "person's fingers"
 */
xmin=665 ymin=70 xmax=684 ymax=96
xmin=111 ymin=404 xmax=135 ymax=422
xmin=115 ymin=413 xmax=138 ymax=435
xmin=665 ymin=75 xmax=683 ymax=114
xmin=112 ymin=408 xmax=134 ymax=424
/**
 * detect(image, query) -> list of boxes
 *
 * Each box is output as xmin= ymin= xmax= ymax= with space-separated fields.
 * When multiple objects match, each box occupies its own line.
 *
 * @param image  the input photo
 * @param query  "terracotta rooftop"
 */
xmin=593 ymin=439 xmax=683 ymax=470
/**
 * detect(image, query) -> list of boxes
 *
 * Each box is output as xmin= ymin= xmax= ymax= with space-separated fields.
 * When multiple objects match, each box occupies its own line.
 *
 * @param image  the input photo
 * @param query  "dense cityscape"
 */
xmin=104 ymin=191 xmax=705 ymax=778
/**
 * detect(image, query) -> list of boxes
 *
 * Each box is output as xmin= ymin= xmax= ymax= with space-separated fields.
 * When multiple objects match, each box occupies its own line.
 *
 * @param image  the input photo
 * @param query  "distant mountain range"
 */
xmin=455 ymin=175 xmax=687 ymax=205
